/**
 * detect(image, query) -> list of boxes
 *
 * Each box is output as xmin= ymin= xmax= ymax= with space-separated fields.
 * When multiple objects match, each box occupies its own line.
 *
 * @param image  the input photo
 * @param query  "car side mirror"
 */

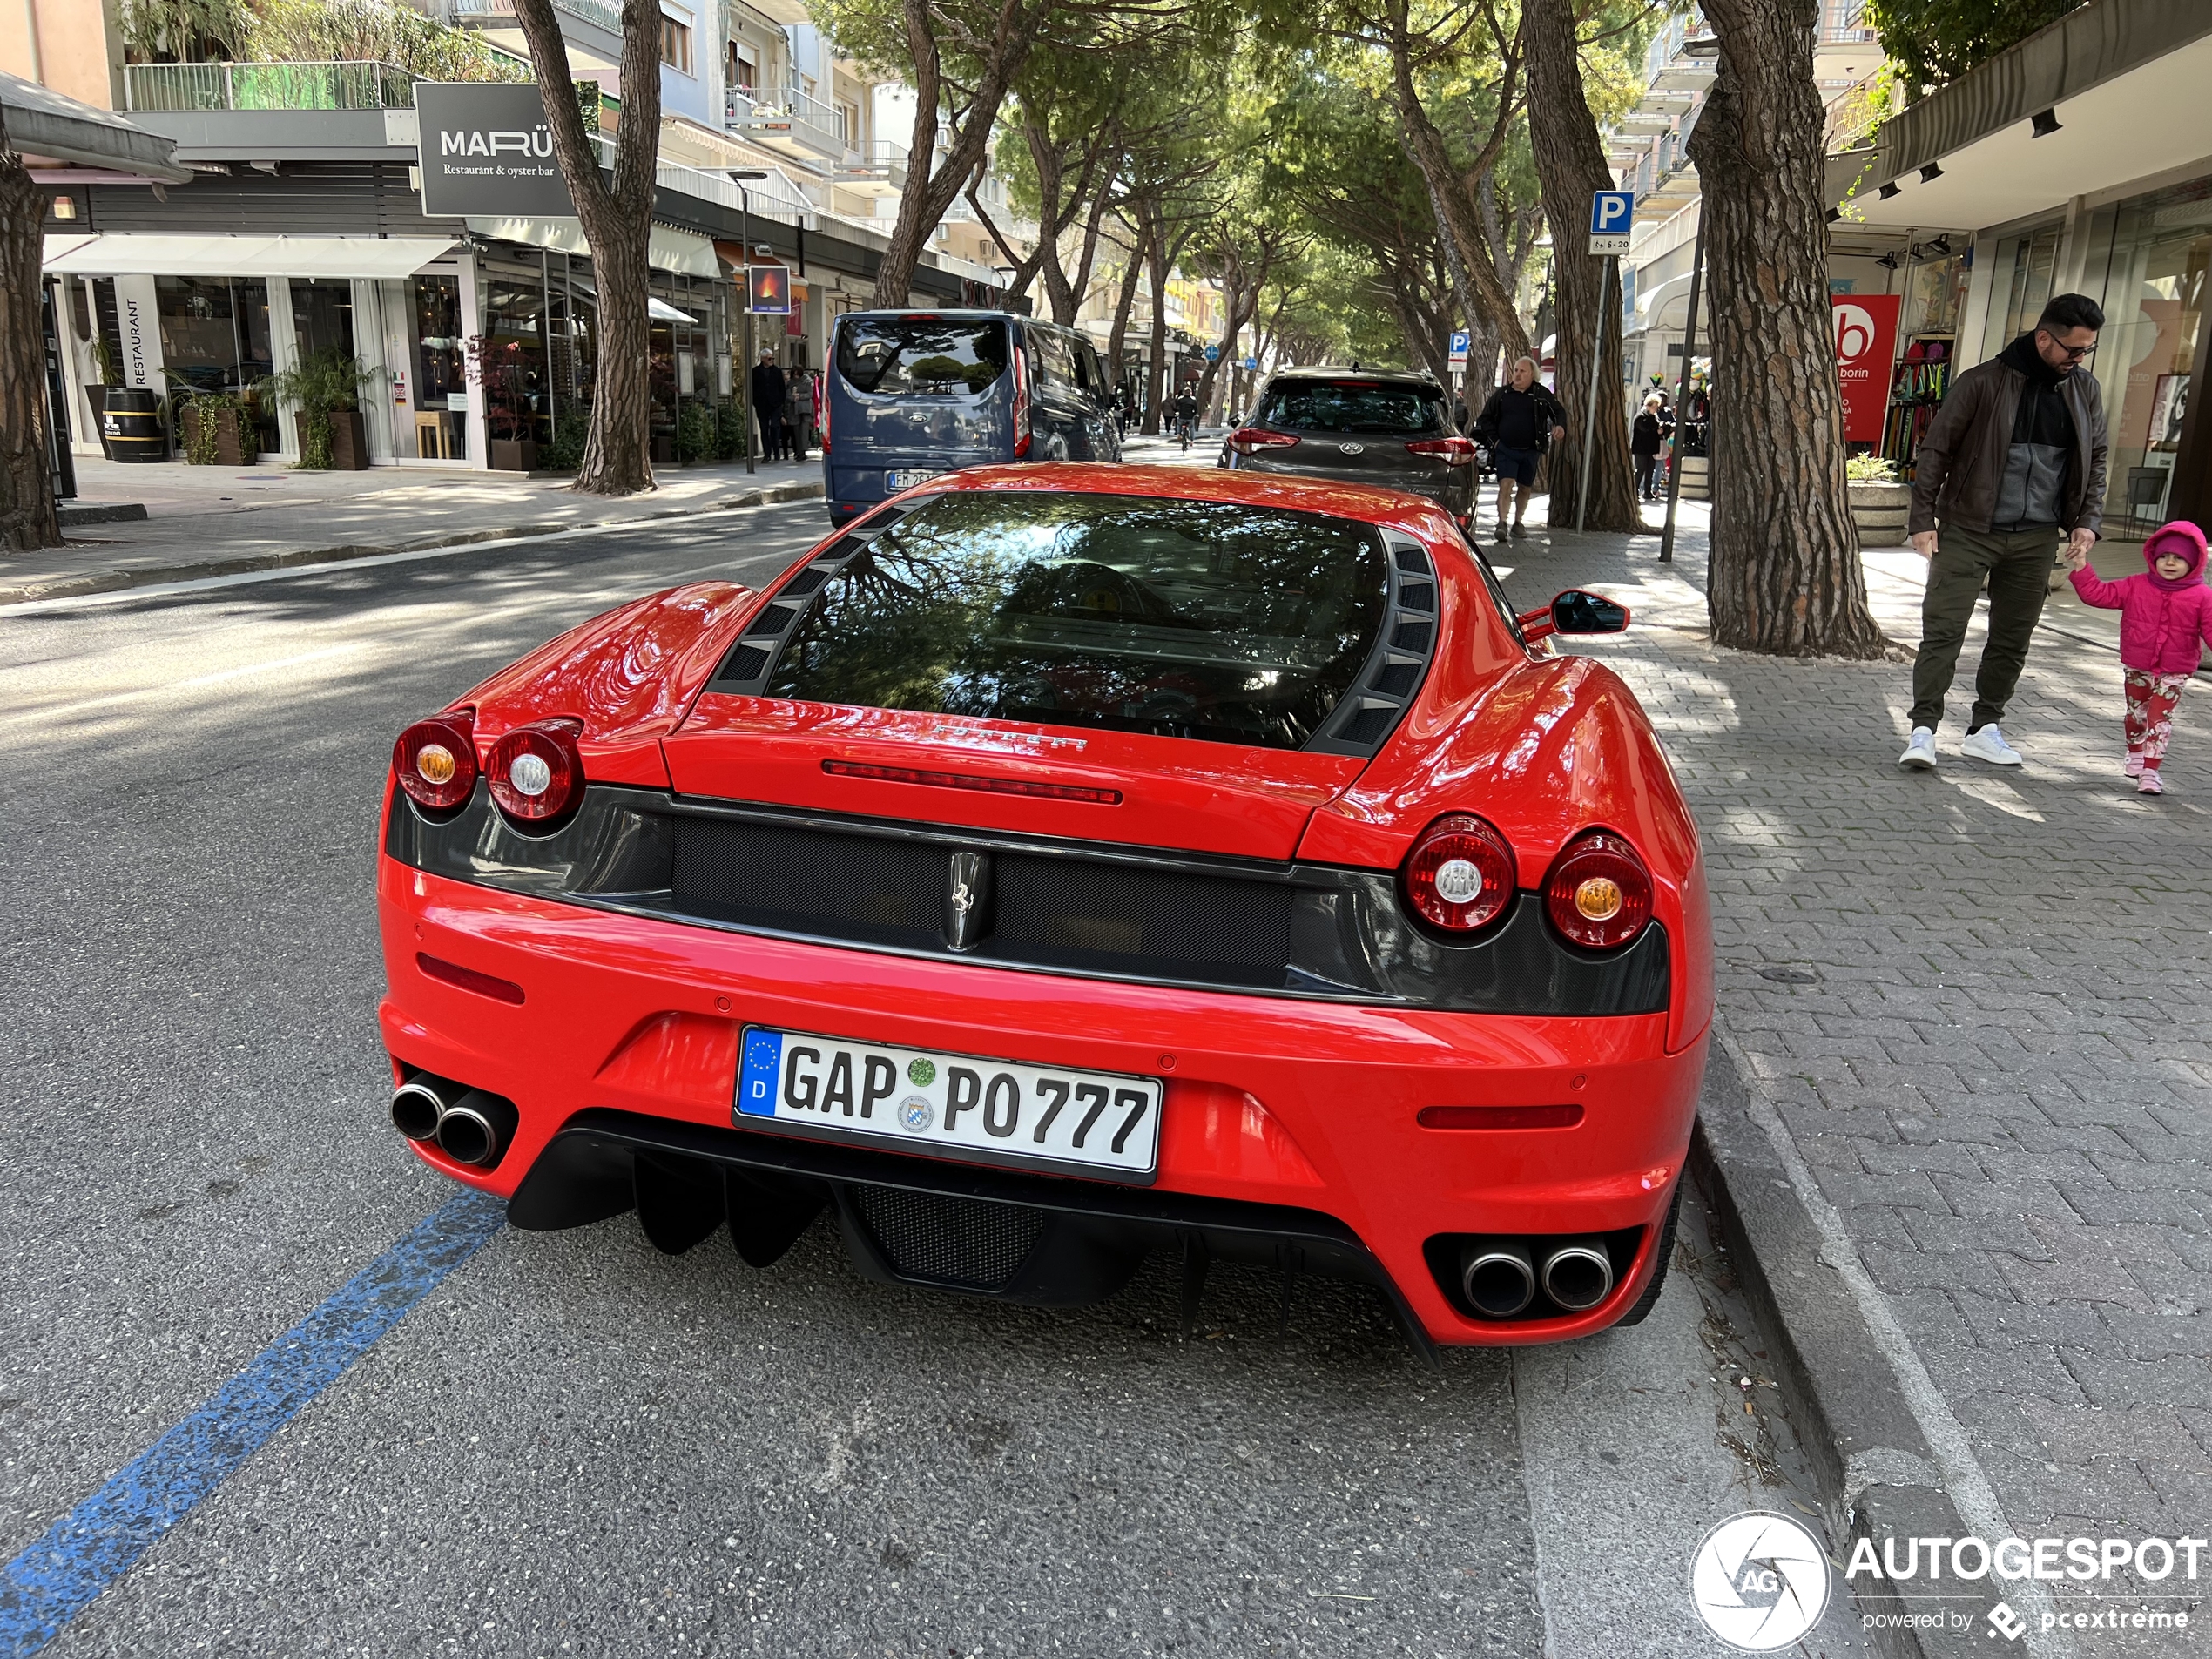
xmin=1518 ymin=589 xmax=1630 ymax=643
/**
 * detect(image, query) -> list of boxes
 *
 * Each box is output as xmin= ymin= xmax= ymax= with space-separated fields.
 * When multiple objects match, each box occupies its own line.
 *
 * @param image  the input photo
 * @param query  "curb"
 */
xmin=2 ymin=481 xmax=826 ymax=607
xmin=1693 ymin=1032 xmax=1980 ymax=1659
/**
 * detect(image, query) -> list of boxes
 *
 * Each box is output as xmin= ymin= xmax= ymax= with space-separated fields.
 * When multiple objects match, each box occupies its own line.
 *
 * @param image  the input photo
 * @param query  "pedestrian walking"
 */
xmin=1469 ymin=356 xmax=1568 ymax=543
xmin=2063 ymin=521 xmax=2212 ymax=795
xmin=751 ymin=350 xmax=787 ymax=462
xmin=785 ymin=366 xmax=813 ymax=461
xmin=1897 ymin=293 xmax=2110 ymax=771
xmin=1632 ymin=394 xmax=1667 ymax=501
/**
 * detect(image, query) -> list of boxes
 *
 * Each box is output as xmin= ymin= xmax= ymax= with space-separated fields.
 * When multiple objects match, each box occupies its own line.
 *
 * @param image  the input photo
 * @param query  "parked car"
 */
xmin=378 ymin=463 xmax=1708 ymax=1352
xmin=1223 ymin=366 xmax=1478 ymax=523
xmin=821 ymin=309 xmax=1120 ymax=525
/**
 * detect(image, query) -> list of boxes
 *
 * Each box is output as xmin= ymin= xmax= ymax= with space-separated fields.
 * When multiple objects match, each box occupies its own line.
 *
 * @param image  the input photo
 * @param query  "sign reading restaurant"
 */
xmin=415 ymin=84 xmax=576 ymax=219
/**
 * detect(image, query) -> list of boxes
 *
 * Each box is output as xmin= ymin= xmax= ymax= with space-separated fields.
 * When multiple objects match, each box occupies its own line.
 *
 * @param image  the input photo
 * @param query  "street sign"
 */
xmin=1588 ymin=190 xmax=1635 ymax=255
xmin=1448 ymin=328 xmax=1470 ymax=367
xmin=1204 ymin=344 xmax=1220 ymax=361
xmin=1242 ymin=354 xmax=1258 ymax=370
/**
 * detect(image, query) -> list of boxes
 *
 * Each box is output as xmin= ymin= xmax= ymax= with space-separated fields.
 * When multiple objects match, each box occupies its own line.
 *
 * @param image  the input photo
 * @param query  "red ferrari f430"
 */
xmin=377 ymin=463 xmax=1711 ymax=1353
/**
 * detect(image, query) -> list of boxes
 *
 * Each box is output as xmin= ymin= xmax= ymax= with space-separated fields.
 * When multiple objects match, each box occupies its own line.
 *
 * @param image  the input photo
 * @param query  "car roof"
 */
xmin=907 ymin=462 xmax=1459 ymax=529
xmin=1263 ymin=366 xmax=1440 ymax=386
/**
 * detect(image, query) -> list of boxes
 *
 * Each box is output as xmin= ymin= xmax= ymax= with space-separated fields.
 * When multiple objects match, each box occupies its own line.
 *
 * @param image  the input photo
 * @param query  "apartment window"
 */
xmin=661 ymin=15 xmax=692 ymax=74
xmin=729 ymin=44 xmax=756 ymax=96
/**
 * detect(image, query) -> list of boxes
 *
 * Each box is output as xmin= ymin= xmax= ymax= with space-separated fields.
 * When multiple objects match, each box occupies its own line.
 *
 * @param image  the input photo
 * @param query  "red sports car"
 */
xmin=378 ymin=463 xmax=1711 ymax=1352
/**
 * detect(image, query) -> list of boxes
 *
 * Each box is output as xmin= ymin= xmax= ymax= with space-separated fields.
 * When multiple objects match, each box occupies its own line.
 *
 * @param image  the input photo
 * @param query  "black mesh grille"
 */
xmin=1392 ymin=619 xmax=1433 ymax=651
xmin=854 ymin=1187 xmax=1044 ymax=1287
xmin=1393 ymin=545 xmax=1432 ymax=575
xmin=991 ymin=852 xmax=1293 ymax=984
xmin=672 ymin=820 xmax=946 ymax=948
xmin=724 ymin=644 xmax=771 ymax=681
xmin=1372 ymin=660 xmax=1422 ymax=697
xmin=1398 ymin=581 xmax=1435 ymax=613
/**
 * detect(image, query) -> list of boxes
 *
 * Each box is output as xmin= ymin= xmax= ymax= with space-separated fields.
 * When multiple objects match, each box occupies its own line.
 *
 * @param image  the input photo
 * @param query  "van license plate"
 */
xmin=886 ymin=469 xmax=943 ymax=491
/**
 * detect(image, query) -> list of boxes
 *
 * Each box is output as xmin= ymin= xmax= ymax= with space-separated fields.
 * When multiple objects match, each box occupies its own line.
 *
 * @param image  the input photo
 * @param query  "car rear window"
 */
xmin=765 ymin=491 xmax=1388 ymax=749
xmin=1259 ymin=381 xmax=1447 ymax=435
xmin=836 ymin=317 xmax=1008 ymax=396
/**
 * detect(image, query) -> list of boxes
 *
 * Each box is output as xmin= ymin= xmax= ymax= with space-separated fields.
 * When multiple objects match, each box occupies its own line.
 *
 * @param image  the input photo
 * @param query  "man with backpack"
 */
xmin=1471 ymin=357 xmax=1569 ymax=542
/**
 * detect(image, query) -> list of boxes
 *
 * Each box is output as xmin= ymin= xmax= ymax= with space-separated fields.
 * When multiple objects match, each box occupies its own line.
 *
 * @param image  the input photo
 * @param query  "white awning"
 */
xmin=650 ymin=298 xmax=702 ymax=322
xmin=43 ymin=233 xmax=457 ymax=278
xmin=465 ymin=214 xmax=724 ymax=278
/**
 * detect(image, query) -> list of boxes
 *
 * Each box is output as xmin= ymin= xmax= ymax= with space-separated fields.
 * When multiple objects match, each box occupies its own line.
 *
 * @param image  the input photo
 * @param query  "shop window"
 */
xmin=662 ymin=15 xmax=692 ymax=74
xmin=484 ymin=272 xmax=554 ymax=450
xmin=414 ymin=273 xmax=466 ymax=461
xmin=157 ymin=276 xmax=276 ymax=453
xmin=1986 ymin=223 xmax=2062 ymax=360
xmin=291 ymin=278 xmax=356 ymax=362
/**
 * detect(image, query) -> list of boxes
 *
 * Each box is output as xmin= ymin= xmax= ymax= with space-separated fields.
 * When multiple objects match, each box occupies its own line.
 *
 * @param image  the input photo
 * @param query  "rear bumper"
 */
xmin=380 ymin=858 xmax=1706 ymax=1345
xmin=1231 ymin=455 xmax=1474 ymax=516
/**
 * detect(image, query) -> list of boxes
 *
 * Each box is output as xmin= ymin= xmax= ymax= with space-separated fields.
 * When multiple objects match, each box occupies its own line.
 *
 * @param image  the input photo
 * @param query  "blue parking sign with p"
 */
xmin=1591 ymin=192 xmax=1634 ymax=235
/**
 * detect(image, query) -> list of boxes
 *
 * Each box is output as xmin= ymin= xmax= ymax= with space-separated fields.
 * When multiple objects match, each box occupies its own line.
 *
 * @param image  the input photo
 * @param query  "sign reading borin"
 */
xmin=1831 ymin=293 xmax=1900 ymax=444
xmin=415 ymin=84 xmax=574 ymax=219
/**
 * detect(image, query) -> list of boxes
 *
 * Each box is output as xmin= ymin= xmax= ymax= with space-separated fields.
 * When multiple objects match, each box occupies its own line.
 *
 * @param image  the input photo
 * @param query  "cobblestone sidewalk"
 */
xmin=1494 ymin=505 xmax=2210 ymax=1641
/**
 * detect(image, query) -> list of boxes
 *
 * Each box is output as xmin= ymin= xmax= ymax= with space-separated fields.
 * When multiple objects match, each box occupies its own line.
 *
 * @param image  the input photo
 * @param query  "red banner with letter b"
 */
xmin=1831 ymin=294 xmax=1900 ymax=444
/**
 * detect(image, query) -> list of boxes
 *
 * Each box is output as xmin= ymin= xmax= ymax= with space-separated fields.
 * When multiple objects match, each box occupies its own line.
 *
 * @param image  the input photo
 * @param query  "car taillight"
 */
xmin=1227 ymin=427 xmax=1299 ymax=456
xmin=1544 ymin=831 xmax=1653 ymax=949
xmin=1406 ymin=436 xmax=1478 ymax=467
xmin=487 ymin=718 xmax=584 ymax=826
xmin=393 ymin=711 xmax=477 ymax=811
xmin=1012 ymin=346 xmax=1031 ymax=458
xmin=1402 ymin=813 xmax=1516 ymax=934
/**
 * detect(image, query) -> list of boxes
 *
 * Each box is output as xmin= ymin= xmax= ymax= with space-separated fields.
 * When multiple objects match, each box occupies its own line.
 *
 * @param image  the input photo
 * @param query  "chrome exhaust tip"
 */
xmin=1460 ymin=1240 xmax=1537 ymax=1319
xmin=433 ymin=1089 xmax=519 ymax=1169
xmin=1540 ymin=1239 xmax=1615 ymax=1312
xmin=391 ymin=1072 xmax=465 ymax=1142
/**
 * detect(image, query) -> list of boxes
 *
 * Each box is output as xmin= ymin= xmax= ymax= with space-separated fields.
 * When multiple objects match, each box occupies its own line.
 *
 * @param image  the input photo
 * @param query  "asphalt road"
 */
xmin=0 ymin=496 xmax=1867 ymax=1657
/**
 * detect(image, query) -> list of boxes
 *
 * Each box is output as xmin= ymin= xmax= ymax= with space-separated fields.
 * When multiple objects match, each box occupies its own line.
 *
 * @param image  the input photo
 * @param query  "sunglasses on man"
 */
xmin=2039 ymin=331 xmax=2097 ymax=362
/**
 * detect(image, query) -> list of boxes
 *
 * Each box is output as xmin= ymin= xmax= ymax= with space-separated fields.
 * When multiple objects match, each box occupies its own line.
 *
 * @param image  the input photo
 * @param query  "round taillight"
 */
xmin=393 ymin=714 xmax=477 ymax=812
xmin=487 ymin=720 xmax=583 ymax=826
xmin=1544 ymin=831 xmax=1653 ymax=950
xmin=1403 ymin=813 xmax=1517 ymax=934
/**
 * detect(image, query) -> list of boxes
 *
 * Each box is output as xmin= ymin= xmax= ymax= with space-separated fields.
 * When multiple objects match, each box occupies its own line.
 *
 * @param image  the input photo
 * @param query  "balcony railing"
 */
xmin=726 ymin=82 xmax=845 ymax=153
xmin=122 ymin=59 xmax=421 ymax=111
xmin=837 ymin=139 xmax=909 ymax=189
xmin=442 ymin=0 xmax=624 ymax=37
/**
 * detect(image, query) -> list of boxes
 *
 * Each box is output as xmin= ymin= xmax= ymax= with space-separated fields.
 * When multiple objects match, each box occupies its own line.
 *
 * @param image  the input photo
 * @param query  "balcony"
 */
xmin=442 ymin=0 xmax=624 ymax=41
xmin=836 ymin=139 xmax=907 ymax=197
xmin=725 ymin=82 xmax=845 ymax=160
xmin=122 ymin=60 xmax=421 ymax=112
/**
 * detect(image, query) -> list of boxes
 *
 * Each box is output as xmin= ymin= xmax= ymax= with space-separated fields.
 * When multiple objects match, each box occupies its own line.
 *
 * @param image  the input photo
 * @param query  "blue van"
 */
xmin=822 ymin=310 xmax=1121 ymax=523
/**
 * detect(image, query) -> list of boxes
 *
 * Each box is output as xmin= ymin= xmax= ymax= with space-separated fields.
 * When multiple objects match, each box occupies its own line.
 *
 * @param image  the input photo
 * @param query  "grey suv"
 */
xmin=1222 ymin=368 xmax=1476 ymax=522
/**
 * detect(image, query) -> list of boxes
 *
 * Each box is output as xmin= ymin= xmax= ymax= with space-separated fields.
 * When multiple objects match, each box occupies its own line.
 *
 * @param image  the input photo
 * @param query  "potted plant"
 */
xmin=1845 ymin=453 xmax=1912 ymax=546
xmin=260 ymin=347 xmax=375 ymax=470
xmin=172 ymin=378 xmax=257 ymax=467
xmin=482 ymin=341 xmax=539 ymax=472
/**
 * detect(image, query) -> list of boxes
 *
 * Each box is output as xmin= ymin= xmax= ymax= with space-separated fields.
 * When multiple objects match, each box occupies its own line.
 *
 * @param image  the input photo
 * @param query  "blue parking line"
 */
xmin=0 ymin=1190 xmax=507 ymax=1656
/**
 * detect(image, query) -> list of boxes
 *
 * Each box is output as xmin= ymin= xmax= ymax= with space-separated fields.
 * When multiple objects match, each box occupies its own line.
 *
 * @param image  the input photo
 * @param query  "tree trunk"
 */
xmin=0 ymin=118 xmax=59 ymax=553
xmin=1142 ymin=213 xmax=1177 ymax=435
xmin=514 ymin=0 xmax=659 ymax=495
xmin=1522 ymin=0 xmax=1641 ymax=532
xmin=1691 ymin=0 xmax=1884 ymax=657
xmin=1103 ymin=219 xmax=1147 ymax=398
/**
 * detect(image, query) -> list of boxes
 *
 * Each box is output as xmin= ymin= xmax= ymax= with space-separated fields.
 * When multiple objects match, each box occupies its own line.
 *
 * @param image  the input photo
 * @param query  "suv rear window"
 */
xmin=765 ymin=491 xmax=1387 ymax=749
xmin=1259 ymin=381 xmax=1446 ymax=435
xmin=836 ymin=317 xmax=1008 ymax=396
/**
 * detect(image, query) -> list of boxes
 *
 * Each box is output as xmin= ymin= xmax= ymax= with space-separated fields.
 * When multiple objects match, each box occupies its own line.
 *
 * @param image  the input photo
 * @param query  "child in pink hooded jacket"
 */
xmin=2066 ymin=520 xmax=2212 ymax=795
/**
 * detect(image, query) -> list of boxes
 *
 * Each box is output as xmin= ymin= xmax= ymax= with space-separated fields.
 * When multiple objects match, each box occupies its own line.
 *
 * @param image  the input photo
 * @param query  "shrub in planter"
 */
xmin=714 ymin=398 xmax=746 ymax=462
xmin=260 ymin=347 xmax=375 ymax=469
xmin=1845 ymin=453 xmax=1912 ymax=546
xmin=180 ymin=396 xmax=257 ymax=466
xmin=676 ymin=399 xmax=716 ymax=463
xmin=542 ymin=409 xmax=589 ymax=472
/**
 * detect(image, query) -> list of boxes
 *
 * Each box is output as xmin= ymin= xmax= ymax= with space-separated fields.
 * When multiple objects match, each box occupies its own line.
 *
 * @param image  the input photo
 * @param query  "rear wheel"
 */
xmin=1613 ymin=1179 xmax=1683 ymax=1327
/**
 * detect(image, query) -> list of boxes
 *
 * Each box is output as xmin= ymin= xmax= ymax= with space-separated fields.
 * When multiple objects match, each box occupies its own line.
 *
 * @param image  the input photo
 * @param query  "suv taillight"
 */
xmin=1402 ymin=813 xmax=1516 ymax=934
xmin=1227 ymin=427 xmax=1299 ymax=456
xmin=393 ymin=711 xmax=477 ymax=812
xmin=487 ymin=718 xmax=584 ymax=828
xmin=1406 ymin=436 xmax=1478 ymax=467
xmin=1544 ymin=832 xmax=1653 ymax=949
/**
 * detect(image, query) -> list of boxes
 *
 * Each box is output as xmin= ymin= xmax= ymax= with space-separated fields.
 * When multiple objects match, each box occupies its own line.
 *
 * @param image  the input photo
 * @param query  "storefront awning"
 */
xmin=2 ymin=70 xmax=191 ymax=183
xmin=43 ymin=233 xmax=457 ymax=278
xmin=466 ymin=215 xmax=724 ymax=279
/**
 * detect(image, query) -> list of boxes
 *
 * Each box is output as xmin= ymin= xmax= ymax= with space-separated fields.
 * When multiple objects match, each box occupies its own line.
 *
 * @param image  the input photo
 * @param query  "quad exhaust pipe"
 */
xmin=391 ymin=1069 xmax=519 ymax=1169
xmin=1458 ymin=1236 xmax=1615 ymax=1319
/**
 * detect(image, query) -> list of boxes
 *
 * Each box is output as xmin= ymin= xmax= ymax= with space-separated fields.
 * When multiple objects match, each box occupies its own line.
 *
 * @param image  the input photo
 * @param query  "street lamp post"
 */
xmin=730 ymin=170 xmax=769 ymax=475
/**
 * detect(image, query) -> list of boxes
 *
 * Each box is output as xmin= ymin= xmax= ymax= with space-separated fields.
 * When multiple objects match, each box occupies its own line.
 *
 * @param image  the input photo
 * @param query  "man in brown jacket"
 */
xmin=1899 ymin=293 xmax=2108 ymax=771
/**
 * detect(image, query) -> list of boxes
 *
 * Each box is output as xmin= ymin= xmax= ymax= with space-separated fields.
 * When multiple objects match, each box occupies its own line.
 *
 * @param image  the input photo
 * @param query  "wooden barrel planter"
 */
xmin=103 ymin=389 xmax=168 ymax=463
xmin=1848 ymin=481 xmax=1912 ymax=546
xmin=1677 ymin=454 xmax=1710 ymax=501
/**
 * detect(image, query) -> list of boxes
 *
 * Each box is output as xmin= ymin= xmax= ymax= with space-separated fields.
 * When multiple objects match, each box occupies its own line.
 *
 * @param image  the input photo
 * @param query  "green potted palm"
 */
xmin=260 ymin=347 xmax=376 ymax=469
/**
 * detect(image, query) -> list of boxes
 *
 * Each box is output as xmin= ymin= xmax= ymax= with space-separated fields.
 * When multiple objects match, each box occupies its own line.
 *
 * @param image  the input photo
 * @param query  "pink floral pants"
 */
xmin=2125 ymin=670 xmax=2191 ymax=770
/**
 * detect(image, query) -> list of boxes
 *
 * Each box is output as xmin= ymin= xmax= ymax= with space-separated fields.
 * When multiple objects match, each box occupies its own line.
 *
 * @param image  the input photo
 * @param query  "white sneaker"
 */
xmin=1960 ymin=725 xmax=2023 ymax=766
xmin=1898 ymin=727 xmax=1938 ymax=770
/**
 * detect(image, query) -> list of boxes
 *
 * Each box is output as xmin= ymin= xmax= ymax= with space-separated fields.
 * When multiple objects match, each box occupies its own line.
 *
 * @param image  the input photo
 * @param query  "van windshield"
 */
xmin=765 ymin=490 xmax=1387 ymax=749
xmin=836 ymin=318 xmax=1008 ymax=396
xmin=1259 ymin=380 xmax=1447 ymax=435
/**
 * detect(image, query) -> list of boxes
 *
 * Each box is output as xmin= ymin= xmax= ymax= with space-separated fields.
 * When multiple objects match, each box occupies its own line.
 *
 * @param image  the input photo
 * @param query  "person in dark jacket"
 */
xmin=1471 ymin=356 xmax=1568 ymax=542
xmin=1631 ymin=393 xmax=1669 ymax=501
xmin=1898 ymin=293 xmax=2109 ymax=772
xmin=751 ymin=350 xmax=788 ymax=462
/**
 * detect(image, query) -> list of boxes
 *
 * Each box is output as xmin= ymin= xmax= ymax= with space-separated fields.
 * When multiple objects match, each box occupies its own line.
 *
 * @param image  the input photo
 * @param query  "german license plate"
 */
xmin=885 ymin=469 xmax=943 ymax=491
xmin=735 ymin=1026 xmax=1162 ymax=1182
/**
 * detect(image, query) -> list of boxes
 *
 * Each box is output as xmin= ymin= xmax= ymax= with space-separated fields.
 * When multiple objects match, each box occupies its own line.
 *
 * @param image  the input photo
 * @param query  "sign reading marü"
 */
xmin=1831 ymin=294 xmax=1900 ymax=445
xmin=415 ymin=84 xmax=574 ymax=219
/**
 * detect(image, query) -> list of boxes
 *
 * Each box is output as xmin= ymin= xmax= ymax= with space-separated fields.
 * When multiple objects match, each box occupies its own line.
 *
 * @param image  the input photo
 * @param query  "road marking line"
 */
xmin=0 ymin=1190 xmax=506 ymax=1656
